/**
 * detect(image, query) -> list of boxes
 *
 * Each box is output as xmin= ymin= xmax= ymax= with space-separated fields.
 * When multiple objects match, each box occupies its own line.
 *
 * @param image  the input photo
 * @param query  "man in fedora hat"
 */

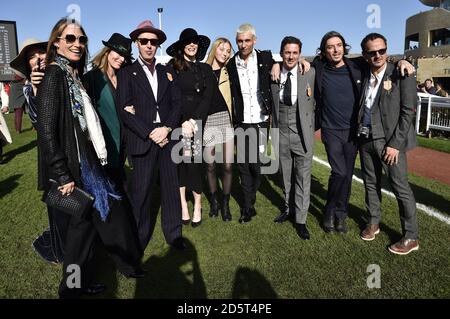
xmin=117 ymin=20 xmax=185 ymax=251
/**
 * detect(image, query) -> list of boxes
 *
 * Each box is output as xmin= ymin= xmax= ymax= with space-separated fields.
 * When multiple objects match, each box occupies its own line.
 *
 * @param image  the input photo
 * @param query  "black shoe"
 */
xmin=239 ymin=208 xmax=252 ymax=224
xmin=295 ymin=224 xmax=310 ymax=240
xmin=221 ymin=194 xmax=232 ymax=222
xmin=191 ymin=220 xmax=202 ymax=228
xmin=82 ymin=283 xmax=106 ymax=296
xmin=209 ymin=193 xmax=219 ymax=218
xmin=182 ymin=219 xmax=191 ymax=226
xmin=249 ymin=207 xmax=257 ymax=217
xmin=274 ymin=208 xmax=290 ymax=223
xmin=323 ymin=213 xmax=335 ymax=233
xmin=123 ymin=268 xmax=147 ymax=279
xmin=192 ymin=209 xmax=202 ymax=228
xmin=170 ymin=237 xmax=186 ymax=251
xmin=335 ymin=218 xmax=348 ymax=234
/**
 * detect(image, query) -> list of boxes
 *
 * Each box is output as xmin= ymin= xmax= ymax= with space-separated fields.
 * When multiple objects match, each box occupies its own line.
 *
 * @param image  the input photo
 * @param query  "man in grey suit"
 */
xmin=357 ymin=33 xmax=419 ymax=255
xmin=271 ymin=36 xmax=316 ymax=240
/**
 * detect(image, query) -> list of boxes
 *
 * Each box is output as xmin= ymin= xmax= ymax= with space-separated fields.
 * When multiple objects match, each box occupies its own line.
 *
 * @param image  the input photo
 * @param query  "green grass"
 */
xmin=1 ymin=115 xmax=449 ymax=299
xmin=417 ymin=136 xmax=450 ymax=154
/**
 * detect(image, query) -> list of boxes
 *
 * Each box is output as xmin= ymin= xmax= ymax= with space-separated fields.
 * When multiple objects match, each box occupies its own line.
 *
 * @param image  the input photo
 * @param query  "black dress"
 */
xmin=168 ymin=61 xmax=215 ymax=193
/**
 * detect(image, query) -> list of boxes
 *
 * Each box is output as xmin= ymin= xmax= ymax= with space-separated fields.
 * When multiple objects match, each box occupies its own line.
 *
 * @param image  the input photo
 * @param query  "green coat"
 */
xmin=83 ymin=68 xmax=124 ymax=169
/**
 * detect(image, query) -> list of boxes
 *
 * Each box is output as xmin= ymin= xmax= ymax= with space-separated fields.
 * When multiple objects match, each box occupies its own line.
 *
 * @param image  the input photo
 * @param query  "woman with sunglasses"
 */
xmin=166 ymin=28 xmax=215 ymax=227
xmin=37 ymin=18 xmax=143 ymax=298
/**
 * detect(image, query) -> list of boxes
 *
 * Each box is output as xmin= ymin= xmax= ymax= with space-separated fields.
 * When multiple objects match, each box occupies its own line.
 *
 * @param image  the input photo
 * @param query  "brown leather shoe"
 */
xmin=360 ymin=224 xmax=380 ymax=241
xmin=388 ymin=238 xmax=419 ymax=255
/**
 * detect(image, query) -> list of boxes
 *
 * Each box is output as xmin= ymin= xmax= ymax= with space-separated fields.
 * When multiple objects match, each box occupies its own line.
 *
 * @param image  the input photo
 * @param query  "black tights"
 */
xmin=205 ymin=140 xmax=234 ymax=196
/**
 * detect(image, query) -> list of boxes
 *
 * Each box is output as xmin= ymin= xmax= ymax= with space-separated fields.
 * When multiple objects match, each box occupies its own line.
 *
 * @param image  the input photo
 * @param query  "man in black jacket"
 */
xmin=226 ymin=23 xmax=274 ymax=223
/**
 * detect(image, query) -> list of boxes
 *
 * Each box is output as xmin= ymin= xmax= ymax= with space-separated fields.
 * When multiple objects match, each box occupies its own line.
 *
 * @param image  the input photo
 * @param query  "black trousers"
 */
xmin=58 ymin=199 xmax=142 ymax=298
xmin=321 ymin=128 xmax=358 ymax=220
xmin=236 ymin=122 xmax=269 ymax=209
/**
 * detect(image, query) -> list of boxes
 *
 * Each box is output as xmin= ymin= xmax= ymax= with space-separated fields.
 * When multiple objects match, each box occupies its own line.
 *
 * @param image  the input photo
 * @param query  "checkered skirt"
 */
xmin=203 ymin=111 xmax=234 ymax=147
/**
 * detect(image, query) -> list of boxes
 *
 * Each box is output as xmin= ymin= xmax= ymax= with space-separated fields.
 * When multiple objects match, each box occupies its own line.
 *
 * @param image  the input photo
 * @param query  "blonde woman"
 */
xmin=204 ymin=38 xmax=235 ymax=222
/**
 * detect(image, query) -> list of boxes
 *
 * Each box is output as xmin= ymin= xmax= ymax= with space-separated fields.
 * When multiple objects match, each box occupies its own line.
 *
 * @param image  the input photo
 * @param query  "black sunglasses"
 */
xmin=365 ymin=48 xmax=387 ymax=57
xmin=137 ymin=38 xmax=159 ymax=46
xmin=58 ymin=34 xmax=88 ymax=45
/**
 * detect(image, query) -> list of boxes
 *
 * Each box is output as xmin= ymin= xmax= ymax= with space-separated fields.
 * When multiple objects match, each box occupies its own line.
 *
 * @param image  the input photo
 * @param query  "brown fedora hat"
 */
xmin=10 ymin=38 xmax=48 ymax=79
xmin=166 ymin=28 xmax=211 ymax=61
xmin=129 ymin=20 xmax=167 ymax=44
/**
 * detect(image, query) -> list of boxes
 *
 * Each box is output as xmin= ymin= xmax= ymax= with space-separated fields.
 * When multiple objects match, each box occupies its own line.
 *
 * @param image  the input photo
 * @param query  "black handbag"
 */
xmin=45 ymin=179 xmax=94 ymax=219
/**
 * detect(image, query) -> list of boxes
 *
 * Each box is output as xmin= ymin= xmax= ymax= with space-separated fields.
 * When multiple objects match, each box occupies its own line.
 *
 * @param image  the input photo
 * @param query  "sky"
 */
xmin=2 ymin=0 xmax=432 ymax=60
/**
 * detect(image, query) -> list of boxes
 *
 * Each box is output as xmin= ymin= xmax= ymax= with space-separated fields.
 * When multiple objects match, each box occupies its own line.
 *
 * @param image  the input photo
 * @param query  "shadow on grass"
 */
xmin=0 ymin=174 xmax=22 ymax=198
xmin=353 ymin=164 xmax=450 ymax=216
xmin=135 ymin=238 xmax=206 ymax=298
xmin=231 ymin=267 xmax=278 ymax=299
xmin=2 ymin=139 xmax=37 ymax=164
xmin=309 ymin=173 xmax=402 ymax=241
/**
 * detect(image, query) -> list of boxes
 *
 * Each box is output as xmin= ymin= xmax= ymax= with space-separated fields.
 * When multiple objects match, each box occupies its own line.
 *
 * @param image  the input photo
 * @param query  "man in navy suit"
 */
xmin=117 ymin=20 xmax=184 ymax=251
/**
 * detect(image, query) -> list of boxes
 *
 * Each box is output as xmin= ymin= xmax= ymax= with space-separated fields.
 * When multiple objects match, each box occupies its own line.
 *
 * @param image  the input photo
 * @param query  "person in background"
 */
xmin=0 ymin=82 xmax=9 ymax=113
xmin=435 ymin=82 xmax=448 ymax=97
xmin=166 ymin=28 xmax=214 ymax=228
xmin=9 ymin=39 xmax=64 ymax=264
xmin=10 ymin=38 xmax=47 ymax=130
xmin=204 ymin=37 xmax=235 ymax=222
xmin=421 ymin=79 xmax=437 ymax=95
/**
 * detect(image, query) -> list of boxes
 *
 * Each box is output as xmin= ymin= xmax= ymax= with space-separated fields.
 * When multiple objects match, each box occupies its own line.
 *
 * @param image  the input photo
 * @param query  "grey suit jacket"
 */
xmin=357 ymin=62 xmax=417 ymax=152
xmin=271 ymin=67 xmax=316 ymax=154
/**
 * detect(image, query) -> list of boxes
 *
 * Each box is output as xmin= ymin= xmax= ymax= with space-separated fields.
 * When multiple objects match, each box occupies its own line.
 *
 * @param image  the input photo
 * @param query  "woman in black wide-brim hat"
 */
xmin=166 ymin=28 xmax=215 ymax=228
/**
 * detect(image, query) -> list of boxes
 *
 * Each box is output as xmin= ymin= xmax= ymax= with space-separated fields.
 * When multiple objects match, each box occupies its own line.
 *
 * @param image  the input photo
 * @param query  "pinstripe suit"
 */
xmin=117 ymin=60 xmax=182 ymax=250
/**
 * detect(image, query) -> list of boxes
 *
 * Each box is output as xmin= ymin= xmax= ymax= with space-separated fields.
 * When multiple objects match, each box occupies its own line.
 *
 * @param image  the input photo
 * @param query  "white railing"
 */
xmin=416 ymin=93 xmax=450 ymax=133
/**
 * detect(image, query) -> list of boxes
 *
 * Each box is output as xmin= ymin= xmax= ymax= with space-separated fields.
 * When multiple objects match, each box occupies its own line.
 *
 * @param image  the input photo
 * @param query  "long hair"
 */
xmin=205 ymin=37 xmax=234 ymax=67
xmin=46 ymin=17 xmax=89 ymax=75
xmin=169 ymin=46 xmax=191 ymax=72
xmin=90 ymin=47 xmax=111 ymax=73
xmin=316 ymin=31 xmax=351 ymax=60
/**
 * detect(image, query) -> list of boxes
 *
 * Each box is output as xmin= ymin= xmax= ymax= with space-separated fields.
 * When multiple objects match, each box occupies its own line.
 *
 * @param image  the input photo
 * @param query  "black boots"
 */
xmin=209 ymin=193 xmax=219 ymax=218
xmin=221 ymin=194 xmax=232 ymax=222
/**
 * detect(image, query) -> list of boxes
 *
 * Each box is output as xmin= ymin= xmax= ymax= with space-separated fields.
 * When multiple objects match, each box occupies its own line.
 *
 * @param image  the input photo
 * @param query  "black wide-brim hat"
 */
xmin=102 ymin=33 xmax=133 ymax=60
xmin=166 ymin=28 xmax=211 ymax=61
xmin=9 ymin=38 xmax=48 ymax=79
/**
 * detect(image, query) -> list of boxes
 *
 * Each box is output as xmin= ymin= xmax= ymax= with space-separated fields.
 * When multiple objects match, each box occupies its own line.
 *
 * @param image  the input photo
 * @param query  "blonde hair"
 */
xmin=205 ymin=38 xmax=234 ymax=66
xmin=236 ymin=23 xmax=256 ymax=38
xmin=90 ymin=47 xmax=111 ymax=73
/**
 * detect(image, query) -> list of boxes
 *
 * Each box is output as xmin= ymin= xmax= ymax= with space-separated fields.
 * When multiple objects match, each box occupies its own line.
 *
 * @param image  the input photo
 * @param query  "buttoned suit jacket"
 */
xmin=271 ymin=66 xmax=316 ymax=155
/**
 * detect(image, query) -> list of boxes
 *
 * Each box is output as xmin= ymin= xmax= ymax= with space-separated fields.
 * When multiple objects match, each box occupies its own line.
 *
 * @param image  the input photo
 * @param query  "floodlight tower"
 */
xmin=158 ymin=8 xmax=163 ymax=56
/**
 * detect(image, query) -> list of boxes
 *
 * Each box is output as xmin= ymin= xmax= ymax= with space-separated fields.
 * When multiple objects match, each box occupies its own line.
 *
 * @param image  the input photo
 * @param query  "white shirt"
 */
xmin=138 ymin=56 xmax=161 ymax=123
xmin=280 ymin=65 xmax=298 ymax=106
xmin=364 ymin=64 xmax=387 ymax=111
xmin=236 ymin=50 xmax=269 ymax=124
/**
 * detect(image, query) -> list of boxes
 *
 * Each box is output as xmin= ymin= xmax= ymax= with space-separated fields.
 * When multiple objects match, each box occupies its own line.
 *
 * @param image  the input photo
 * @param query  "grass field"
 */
xmin=417 ymin=136 xmax=450 ymax=154
xmin=0 ymin=114 xmax=449 ymax=299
